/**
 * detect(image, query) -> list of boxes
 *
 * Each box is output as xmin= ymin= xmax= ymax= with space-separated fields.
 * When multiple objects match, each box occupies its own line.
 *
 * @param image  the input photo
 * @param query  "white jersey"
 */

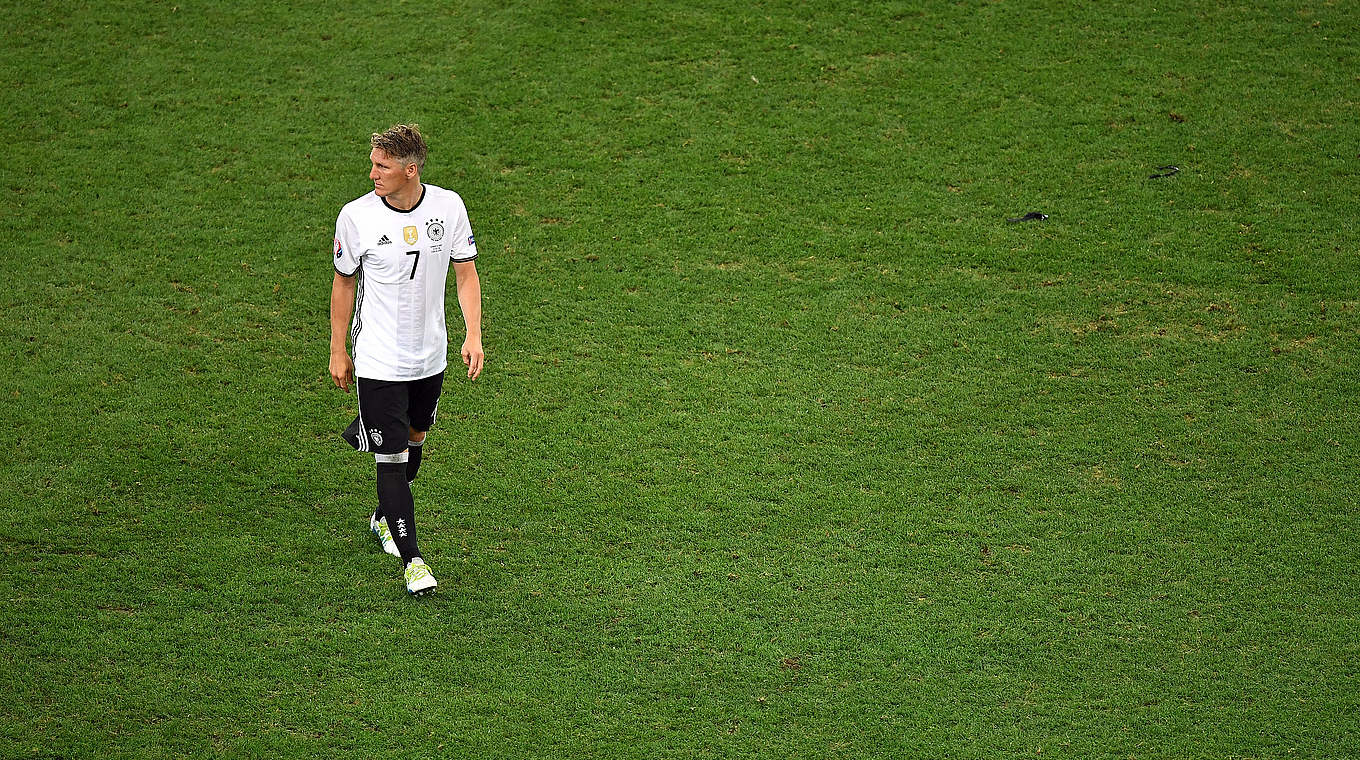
xmin=333 ymin=184 xmax=477 ymax=381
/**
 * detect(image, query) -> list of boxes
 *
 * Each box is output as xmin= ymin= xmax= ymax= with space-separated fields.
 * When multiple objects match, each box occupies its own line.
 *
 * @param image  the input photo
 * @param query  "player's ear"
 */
xmin=405 ymin=161 xmax=418 ymax=179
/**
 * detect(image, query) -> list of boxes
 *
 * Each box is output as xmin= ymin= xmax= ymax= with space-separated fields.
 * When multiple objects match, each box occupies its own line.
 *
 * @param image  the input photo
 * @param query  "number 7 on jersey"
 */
xmin=405 ymin=249 xmax=420 ymax=280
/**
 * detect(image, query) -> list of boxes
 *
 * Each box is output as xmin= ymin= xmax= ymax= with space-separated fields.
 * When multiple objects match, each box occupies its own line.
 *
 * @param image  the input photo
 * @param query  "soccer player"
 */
xmin=328 ymin=123 xmax=483 ymax=596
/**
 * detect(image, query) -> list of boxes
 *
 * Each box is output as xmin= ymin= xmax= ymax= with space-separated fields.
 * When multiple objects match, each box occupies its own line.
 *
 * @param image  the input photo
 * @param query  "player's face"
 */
xmin=369 ymin=148 xmax=416 ymax=198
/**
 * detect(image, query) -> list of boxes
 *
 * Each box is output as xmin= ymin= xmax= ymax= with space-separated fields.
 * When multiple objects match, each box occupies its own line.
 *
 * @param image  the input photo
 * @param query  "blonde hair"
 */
xmin=370 ymin=123 xmax=427 ymax=171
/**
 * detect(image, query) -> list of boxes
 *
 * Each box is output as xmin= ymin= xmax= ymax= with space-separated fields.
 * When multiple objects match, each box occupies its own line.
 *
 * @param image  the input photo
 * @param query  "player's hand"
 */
xmin=462 ymin=336 xmax=484 ymax=380
xmin=329 ymin=351 xmax=354 ymax=392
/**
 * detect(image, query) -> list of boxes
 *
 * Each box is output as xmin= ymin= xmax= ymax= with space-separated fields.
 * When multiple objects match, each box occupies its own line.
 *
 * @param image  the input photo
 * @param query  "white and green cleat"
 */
xmin=404 ymin=557 xmax=437 ymax=596
xmin=370 ymin=513 xmax=401 ymax=557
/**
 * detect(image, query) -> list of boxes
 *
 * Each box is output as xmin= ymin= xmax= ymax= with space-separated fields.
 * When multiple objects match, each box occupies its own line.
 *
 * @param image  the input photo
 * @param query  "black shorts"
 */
xmin=341 ymin=372 xmax=445 ymax=455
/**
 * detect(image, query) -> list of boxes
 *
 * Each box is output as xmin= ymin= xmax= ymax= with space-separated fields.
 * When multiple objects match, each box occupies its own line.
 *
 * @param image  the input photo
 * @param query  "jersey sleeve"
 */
xmin=447 ymin=194 xmax=478 ymax=263
xmin=333 ymin=211 xmax=362 ymax=276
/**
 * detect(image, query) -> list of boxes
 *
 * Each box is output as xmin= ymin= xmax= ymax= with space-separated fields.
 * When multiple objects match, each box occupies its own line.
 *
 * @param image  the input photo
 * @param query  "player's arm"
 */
xmin=329 ymin=270 xmax=357 ymax=392
xmin=453 ymin=259 xmax=483 ymax=380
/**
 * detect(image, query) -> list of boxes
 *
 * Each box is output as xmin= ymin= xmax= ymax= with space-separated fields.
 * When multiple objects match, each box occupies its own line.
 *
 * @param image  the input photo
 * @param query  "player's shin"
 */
xmin=375 ymin=454 xmax=421 ymax=562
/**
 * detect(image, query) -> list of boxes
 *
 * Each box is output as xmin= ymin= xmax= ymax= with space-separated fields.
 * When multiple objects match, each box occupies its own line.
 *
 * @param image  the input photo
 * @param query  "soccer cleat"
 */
xmin=404 ymin=557 xmax=437 ymax=596
xmin=370 ymin=513 xmax=400 ymax=557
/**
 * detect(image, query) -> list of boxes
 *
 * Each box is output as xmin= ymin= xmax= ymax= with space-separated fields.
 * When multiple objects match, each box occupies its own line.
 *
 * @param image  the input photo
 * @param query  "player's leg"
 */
xmin=378 ymin=450 xmax=436 ymax=595
xmin=352 ymin=377 xmax=423 ymax=563
xmin=375 ymin=447 xmax=434 ymax=593
xmin=405 ymin=372 xmax=444 ymax=484
xmin=375 ymin=450 xmax=421 ymax=562
xmin=361 ymin=373 xmax=442 ymax=595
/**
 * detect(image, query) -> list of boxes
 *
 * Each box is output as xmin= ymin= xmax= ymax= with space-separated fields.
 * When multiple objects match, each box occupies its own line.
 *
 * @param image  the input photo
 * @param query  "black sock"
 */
xmin=407 ymin=439 xmax=425 ymax=483
xmin=376 ymin=462 xmax=420 ymax=562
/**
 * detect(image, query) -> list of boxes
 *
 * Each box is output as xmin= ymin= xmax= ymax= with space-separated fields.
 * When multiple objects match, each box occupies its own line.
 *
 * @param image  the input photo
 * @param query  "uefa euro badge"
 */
xmin=403 ymin=226 xmax=419 ymax=245
xmin=426 ymin=218 xmax=445 ymax=242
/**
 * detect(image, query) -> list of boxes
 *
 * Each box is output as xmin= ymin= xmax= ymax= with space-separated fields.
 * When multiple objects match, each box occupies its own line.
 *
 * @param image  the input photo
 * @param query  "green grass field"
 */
xmin=2 ymin=0 xmax=1357 ymax=757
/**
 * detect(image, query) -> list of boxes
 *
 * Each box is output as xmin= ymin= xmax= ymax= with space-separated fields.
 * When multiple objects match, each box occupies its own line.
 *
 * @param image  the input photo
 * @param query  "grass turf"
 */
xmin=2 ymin=0 xmax=1357 ymax=757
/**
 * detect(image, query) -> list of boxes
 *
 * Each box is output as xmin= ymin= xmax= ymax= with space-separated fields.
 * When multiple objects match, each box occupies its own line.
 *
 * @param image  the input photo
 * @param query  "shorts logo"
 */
xmin=368 ymin=429 xmax=384 ymax=447
xmin=403 ymin=226 xmax=419 ymax=245
xmin=377 ymin=234 xmax=392 ymax=245
xmin=334 ymin=238 xmax=343 ymax=258
xmin=426 ymin=219 xmax=444 ymax=242
xmin=467 ymin=234 xmax=475 ymax=246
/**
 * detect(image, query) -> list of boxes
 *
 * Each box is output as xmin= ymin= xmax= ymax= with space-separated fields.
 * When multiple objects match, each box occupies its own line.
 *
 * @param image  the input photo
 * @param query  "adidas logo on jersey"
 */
xmin=377 ymin=234 xmax=392 ymax=245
